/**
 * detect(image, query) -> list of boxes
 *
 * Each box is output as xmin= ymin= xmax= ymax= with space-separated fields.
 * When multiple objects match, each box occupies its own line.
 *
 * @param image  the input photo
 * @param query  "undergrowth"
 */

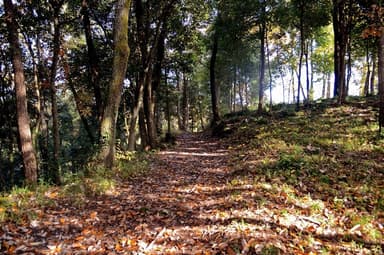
xmin=0 ymin=152 xmax=150 ymax=223
xmin=224 ymin=99 xmax=384 ymax=252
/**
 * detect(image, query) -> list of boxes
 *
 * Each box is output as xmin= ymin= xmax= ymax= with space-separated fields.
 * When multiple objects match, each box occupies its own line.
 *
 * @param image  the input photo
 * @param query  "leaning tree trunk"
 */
xmin=99 ymin=0 xmax=132 ymax=168
xmin=5 ymin=0 xmax=38 ymax=185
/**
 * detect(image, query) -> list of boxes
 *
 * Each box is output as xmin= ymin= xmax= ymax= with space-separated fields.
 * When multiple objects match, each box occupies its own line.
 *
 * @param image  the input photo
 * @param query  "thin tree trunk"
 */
xmin=199 ymin=99 xmax=205 ymax=130
xmin=139 ymin=108 xmax=148 ymax=149
xmin=266 ymin=30 xmax=273 ymax=110
xmin=210 ymin=24 xmax=220 ymax=123
xmin=49 ymin=2 xmax=63 ymax=184
xmin=280 ymin=69 xmax=286 ymax=104
xmin=322 ymin=74 xmax=326 ymax=98
xmin=99 ymin=0 xmax=132 ymax=168
xmin=143 ymin=73 xmax=155 ymax=146
xmin=21 ymin=32 xmax=42 ymax=163
xmin=327 ymin=73 xmax=331 ymax=99
xmin=305 ymin=41 xmax=310 ymax=103
xmin=371 ymin=50 xmax=376 ymax=95
xmin=182 ymin=72 xmax=190 ymax=130
xmin=5 ymin=0 xmax=38 ymax=185
xmin=258 ymin=21 xmax=266 ymax=113
xmin=378 ymin=29 xmax=384 ymax=134
xmin=310 ymin=41 xmax=314 ymax=100
xmin=176 ymin=71 xmax=183 ymax=129
xmin=238 ymin=82 xmax=244 ymax=111
xmin=364 ymin=44 xmax=371 ymax=97
xmin=165 ymin=69 xmax=171 ymax=135
xmin=346 ymin=39 xmax=352 ymax=97
xmin=233 ymin=65 xmax=237 ymax=112
xmin=291 ymin=70 xmax=295 ymax=103
xmin=297 ymin=6 xmax=305 ymax=110
xmin=146 ymin=26 xmax=165 ymax=147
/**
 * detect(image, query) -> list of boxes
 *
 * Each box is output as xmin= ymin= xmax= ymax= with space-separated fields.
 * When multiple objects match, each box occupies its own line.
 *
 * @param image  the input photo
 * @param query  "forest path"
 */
xmin=2 ymin=133 xmax=259 ymax=254
xmin=3 ymin=131 xmax=382 ymax=254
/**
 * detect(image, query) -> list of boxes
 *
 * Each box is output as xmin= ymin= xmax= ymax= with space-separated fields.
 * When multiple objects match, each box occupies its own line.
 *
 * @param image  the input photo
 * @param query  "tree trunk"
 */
xmin=266 ymin=31 xmax=273 ymax=110
xmin=210 ymin=25 xmax=220 ymax=124
xmin=49 ymin=2 xmax=63 ymax=184
xmin=146 ymin=27 xmax=165 ymax=147
xmin=364 ymin=44 xmax=371 ymax=97
xmin=297 ymin=5 xmax=305 ymax=110
xmin=305 ymin=41 xmax=310 ymax=103
xmin=258 ymin=20 xmax=266 ymax=113
xmin=327 ymin=73 xmax=331 ymax=99
xmin=139 ymin=108 xmax=148 ymax=149
xmin=238 ymin=81 xmax=244 ymax=110
xmin=371 ymin=50 xmax=376 ymax=95
xmin=182 ymin=72 xmax=190 ymax=130
xmin=81 ymin=0 xmax=103 ymax=123
xmin=165 ymin=69 xmax=171 ymax=135
xmin=99 ymin=0 xmax=132 ymax=168
xmin=322 ymin=75 xmax=326 ymax=98
xmin=143 ymin=72 xmax=154 ymax=147
xmin=332 ymin=0 xmax=350 ymax=104
xmin=176 ymin=71 xmax=183 ymax=129
xmin=5 ymin=0 xmax=38 ymax=185
xmin=378 ymin=29 xmax=384 ymax=134
xmin=21 ymin=32 xmax=42 ymax=166
xmin=346 ymin=39 xmax=352 ymax=97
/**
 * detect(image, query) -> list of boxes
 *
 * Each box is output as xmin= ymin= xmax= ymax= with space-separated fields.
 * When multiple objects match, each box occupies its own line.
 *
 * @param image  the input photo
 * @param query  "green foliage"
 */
xmin=0 ymin=183 xmax=53 ymax=223
xmin=115 ymin=152 xmax=150 ymax=180
xmin=60 ymin=152 xmax=149 ymax=205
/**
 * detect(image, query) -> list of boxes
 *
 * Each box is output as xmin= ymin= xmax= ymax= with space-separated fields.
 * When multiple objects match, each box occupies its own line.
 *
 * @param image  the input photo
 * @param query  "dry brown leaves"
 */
xmin=1 ymin=132 xmax=383 ymax=254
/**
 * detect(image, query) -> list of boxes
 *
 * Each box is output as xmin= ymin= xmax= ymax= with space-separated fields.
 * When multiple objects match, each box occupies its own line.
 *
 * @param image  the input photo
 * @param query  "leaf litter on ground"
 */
xmin=1 ymin=101 xmax=384 ymax=254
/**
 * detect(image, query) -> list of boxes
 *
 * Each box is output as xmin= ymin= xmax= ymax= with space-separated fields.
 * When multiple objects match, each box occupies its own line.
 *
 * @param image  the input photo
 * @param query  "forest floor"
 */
xmin=1 ymin=100 xmax=384 ymax=254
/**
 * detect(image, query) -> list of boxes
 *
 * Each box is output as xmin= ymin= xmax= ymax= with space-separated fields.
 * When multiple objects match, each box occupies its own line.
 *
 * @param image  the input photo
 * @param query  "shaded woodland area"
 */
xmin=0 ymin=0 xmax=384 ymax=254
xmin=0 ymin=0 xmax=383 ymax=187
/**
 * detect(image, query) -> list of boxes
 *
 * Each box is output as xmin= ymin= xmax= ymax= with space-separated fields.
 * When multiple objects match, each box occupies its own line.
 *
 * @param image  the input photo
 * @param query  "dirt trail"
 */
xmin=1 ymin=133 xmax=245 ymax=254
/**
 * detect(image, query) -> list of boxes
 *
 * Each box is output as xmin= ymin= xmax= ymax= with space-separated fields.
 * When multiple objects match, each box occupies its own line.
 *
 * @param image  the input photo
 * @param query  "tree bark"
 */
xmin=258 ymin=20 xmax=266 ymax=113
xmin=182 ymin=72 xmax=190 ymax=130
xmin=21 ymin=32 xmax=42 ymax=166
xmin=364 ymin=43 xmax=371 ymax=97
xmin=5 ymin=0 xmax=38 ymax=185
xmin=266 ymin=31 xmax=273 ymax=110
xmin=297 ymin=2 xmax=305 ymax=110
xmin=332 ymin=0 xmax=351 ymax=104
xmin=210 ymin=25 xmax=220 ymax=124
xmin=49 ymin=1 xmax=63 ymax=184
xmin=99 ymin=0 xmax=132 ymax=168
xmin=144 ymin=24 xmax=165 ymax=147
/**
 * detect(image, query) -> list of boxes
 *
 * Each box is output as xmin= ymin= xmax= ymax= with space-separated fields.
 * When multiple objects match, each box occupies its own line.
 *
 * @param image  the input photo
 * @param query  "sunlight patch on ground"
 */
xmin=159 ymin=151 xmax=228 ymax=157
